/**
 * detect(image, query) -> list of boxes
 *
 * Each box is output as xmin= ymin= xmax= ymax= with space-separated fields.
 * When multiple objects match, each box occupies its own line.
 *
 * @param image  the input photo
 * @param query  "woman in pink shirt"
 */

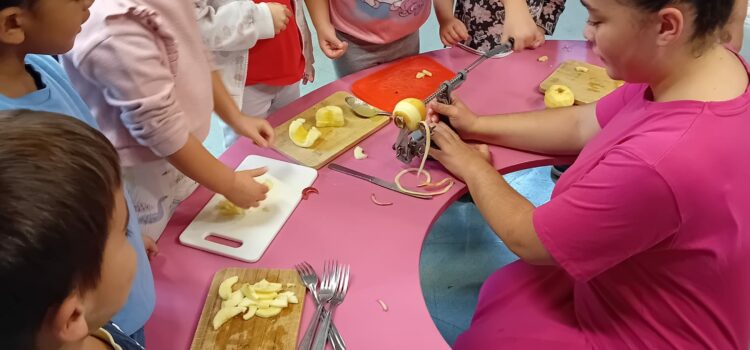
xmin=63 ymin=0 xmax=275 ymax=240
xmin=427 ymin=0 xmax=750 ymax=348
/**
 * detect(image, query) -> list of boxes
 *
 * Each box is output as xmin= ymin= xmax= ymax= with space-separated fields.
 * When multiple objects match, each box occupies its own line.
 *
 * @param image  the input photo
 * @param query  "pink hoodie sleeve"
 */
xmin=73 ymin=15 xmax=189 ymax=158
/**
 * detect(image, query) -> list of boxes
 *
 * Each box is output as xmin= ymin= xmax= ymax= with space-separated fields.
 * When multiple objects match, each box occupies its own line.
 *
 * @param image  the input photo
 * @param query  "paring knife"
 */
xmin=328 ymin=163 xmax=432 ymax=200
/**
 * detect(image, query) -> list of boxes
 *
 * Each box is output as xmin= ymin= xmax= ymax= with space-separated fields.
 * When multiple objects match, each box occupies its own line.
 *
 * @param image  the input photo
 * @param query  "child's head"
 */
xmin=0 ymin=0 xmax=93 ymax=55
xmin=0 ymin=110 xmax=135 ymax=350
xmin=582 ymin=0 xmax=735 ymax=81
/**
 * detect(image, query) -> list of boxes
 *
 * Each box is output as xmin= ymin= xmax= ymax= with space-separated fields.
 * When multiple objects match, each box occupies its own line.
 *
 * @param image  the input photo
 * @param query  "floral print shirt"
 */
xmin=455 ymin=0 xmax=566 ymax=51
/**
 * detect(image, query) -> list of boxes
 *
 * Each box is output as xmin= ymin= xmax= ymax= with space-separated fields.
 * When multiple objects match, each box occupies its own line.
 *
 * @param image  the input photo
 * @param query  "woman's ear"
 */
xmin=655 ymin=7 xmax=686 ymax=47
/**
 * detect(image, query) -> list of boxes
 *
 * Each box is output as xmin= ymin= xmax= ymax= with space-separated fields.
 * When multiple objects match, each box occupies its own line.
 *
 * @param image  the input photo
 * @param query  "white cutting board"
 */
xmin=179 ymin=155 xmax=317 ymax=262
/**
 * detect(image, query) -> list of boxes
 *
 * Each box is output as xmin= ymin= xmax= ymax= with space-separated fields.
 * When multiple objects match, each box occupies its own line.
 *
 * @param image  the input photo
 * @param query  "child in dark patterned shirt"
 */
xmin=435 ymin=0 xmax=566 ymax=52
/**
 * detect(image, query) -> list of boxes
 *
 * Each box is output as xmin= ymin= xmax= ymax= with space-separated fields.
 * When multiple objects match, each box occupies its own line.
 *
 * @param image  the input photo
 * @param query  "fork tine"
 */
xmin=299 ymin=263 xmax=310 ymax=278
xmin=323 ymin=260 xmax=331 ymax=286
xmin=342 ymin=265 xmax=350 ymax=295
xmin=332 ymin=261 xmax=341 ymax=288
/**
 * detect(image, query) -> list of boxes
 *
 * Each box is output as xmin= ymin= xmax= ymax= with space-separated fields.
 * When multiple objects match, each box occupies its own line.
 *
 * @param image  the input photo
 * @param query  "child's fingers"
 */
xmin=246 ymin=129 xmax=269 ymax=147
xmin=260 ymin=122 xmax=275 ymax=145
xmin=456 ymin=22 xmax=469 ymax=40
xmin=440 ymin=33 xmax=450 ymax=47
xmin=326 ymin=41 xmax=348 ymax=58
xmin=244 ymin=167 xmax=268 ymax=178
xmin=447 ymin=27 xmax=462 ymax=45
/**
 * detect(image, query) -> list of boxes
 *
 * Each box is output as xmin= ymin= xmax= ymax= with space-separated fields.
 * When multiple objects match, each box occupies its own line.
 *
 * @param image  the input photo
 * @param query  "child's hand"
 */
xmin=439 ymin=17 xmax=469 ymax=46
xmin=427 ymin=94 xmax=479 ymax=138
xmin=230 ymin=115 xmax=275 ymax=147
xmin=317 ymin=27 xmax=348 ymax=59
xmin=142 ymin=235 xmax=159 ymax=260
xmin=502 ymin=8 xmax=545 ymax=51
xmin=225 ymin=168 xmax=270 ymax=208
xmin=268 ymin=3 xmax=292 ymax=34
xmin=303 ymin=67 xmax=315 ymax=85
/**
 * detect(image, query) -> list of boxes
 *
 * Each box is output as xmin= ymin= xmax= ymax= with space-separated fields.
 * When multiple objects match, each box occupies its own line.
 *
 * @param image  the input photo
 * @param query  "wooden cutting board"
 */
xmin=351 ymin=55 xmax=455 ymax=112
xmin=539 ymin=60 xmax=624 ymax=104
xmin=273 ymin=91 xmax=389 ymax=169
xmin=191 ymin=268 xmax=307 ymax=350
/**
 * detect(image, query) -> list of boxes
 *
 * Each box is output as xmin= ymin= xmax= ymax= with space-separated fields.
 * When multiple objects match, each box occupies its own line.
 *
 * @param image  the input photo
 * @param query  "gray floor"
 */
xmin=203 ymin=2 xmax=750 ymax=346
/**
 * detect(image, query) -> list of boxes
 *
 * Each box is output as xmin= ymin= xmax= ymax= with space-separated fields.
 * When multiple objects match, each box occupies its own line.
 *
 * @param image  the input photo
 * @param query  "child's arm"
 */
xmin=195 ymin=0 xmax=292 ymax=52
xmin=434 ymin=0 xmax=469 ymax=46
xmin=530 ymin=0 xmax=566 ymax=39
xmin=71 ymin=24 xmax=268 ymax=208
xmin=304 ymin=0 xmax=348 ymax=59
xmin=726 ymin=0 xmax=748 ymax=52
xmin=210 ymin=71 xmax=275 ymax=147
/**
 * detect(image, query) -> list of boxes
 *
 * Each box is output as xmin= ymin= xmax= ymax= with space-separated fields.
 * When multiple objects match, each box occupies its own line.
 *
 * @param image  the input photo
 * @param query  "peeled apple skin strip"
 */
xmin=371 ymin=193 xmax=393 ymax=206
xmin=393 ymin=121 xmax=454 ymax=196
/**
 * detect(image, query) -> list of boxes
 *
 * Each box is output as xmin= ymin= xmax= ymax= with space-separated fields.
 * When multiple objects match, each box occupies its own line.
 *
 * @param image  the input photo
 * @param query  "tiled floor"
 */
xmin=204 ymin=2 xmax=750 ymax=346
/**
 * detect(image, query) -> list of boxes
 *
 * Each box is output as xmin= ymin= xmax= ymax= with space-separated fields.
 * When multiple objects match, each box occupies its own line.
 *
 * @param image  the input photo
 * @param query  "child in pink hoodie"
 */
xmin=63 ymin=0 xmax=274 ymax=240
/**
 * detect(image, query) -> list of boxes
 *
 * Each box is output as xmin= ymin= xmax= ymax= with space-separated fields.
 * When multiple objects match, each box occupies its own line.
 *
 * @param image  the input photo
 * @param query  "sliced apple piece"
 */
xmin=221 ymin=290 xmax=243 ymax=308
xmin=212 ymin=306 xmax=245 ymax=330
xmin=218 ymin=276 xmax=239 ymax=300
xmin=253 ymin=279 xmax=283 ymax=293
xmin=270 ymin=295 xmax=289 ymax=308
xmin=257 ymin=300 xmax=272 ymax=309
xmin=238 ymin=297 xmax=256 ymax=308
xmin=255 ymin=291 xmax=278 ymax=300
xmin=255 ymin=307 xmax=283 ymax=318
xmin=242 ymin=306 xmax=258 ymax=320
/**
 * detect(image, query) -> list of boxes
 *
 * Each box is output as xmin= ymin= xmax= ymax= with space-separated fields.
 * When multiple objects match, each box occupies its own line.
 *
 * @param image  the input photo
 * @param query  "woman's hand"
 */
xmin=429 ymin=123 xmax=493 ymax=181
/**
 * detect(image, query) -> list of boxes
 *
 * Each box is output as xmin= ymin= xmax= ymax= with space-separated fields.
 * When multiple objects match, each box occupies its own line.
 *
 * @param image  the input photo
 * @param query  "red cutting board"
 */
xmin=352 ymin=56 xmax=455 ymax=112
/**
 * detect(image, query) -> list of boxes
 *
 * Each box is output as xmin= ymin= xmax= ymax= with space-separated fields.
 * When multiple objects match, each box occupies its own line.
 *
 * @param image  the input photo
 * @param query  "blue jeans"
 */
xmin=130 ymin=327 xmax=145 ymax=347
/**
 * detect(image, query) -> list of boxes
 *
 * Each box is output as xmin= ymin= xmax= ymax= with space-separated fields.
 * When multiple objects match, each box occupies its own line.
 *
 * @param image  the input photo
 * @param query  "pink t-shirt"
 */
xmin=455 ymin=73 xmax=750 ymax=347
xmin=329 ymin=0 xmax=431 ymax=44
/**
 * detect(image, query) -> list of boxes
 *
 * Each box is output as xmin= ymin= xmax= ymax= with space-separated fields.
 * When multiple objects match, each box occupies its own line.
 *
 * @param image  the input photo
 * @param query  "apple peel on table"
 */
xmin=354 ymin=146 xmax=368 ymax=160
xmin=212 ymin=277 xmax=301 ymax=330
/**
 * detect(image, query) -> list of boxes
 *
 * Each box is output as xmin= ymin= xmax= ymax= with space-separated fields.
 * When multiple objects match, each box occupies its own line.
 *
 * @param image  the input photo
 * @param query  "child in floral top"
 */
xmin=435 ymin=0 xmax=566 ymax=52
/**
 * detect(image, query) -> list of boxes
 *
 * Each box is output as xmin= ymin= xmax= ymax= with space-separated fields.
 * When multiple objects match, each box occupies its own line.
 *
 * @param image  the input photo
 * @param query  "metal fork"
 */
xmin=295 ymin=263 xmax=346 ymax=349
xmin=297 ymin=260 xmax=338 ymax=350
xmin=311 ymin=264 xmax=350 ymax=350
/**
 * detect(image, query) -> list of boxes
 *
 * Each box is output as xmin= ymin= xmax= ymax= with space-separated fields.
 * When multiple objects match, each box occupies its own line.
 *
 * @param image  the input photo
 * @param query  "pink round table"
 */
xmin=145 ymin=40 xmax=597 ymax=349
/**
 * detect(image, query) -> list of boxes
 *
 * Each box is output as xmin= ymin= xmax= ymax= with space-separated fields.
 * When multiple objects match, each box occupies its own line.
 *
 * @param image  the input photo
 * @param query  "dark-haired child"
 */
xmin=0 ymin=0 xmax=154 ymax=344
xmin=0 ymin=110 xmax=142 ymax=350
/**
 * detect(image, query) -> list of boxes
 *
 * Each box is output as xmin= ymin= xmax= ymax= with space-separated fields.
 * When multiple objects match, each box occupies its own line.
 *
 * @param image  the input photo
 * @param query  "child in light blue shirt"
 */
xmin=0 ymin=1 xmax=155 ymax=344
